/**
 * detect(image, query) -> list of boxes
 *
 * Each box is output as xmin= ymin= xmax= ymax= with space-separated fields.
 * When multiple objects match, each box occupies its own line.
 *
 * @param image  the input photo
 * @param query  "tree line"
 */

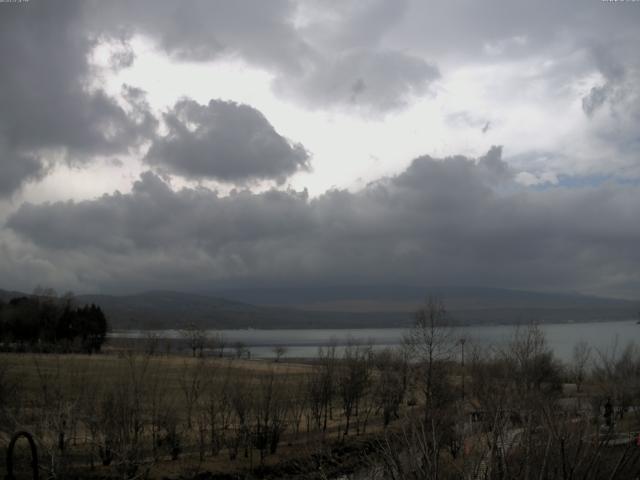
xmin=0 ymin=289 xmax=108 ymax=353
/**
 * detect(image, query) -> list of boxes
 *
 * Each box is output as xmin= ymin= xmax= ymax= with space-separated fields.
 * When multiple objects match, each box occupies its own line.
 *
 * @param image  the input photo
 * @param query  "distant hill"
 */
xmin=76 ymin=291 xmax=271 ymax=330
xmin=0 ymin=289 xmax=27 ymax=302
xmin=1 ymin=286 xmax=638 ymax=330
xmin=214 ymin=285 xmax=640 ymax=325
xmin=215 ymin=284 xmax=634 ymax=309
xmin=0 ymin=289 xmax=409 ymax=330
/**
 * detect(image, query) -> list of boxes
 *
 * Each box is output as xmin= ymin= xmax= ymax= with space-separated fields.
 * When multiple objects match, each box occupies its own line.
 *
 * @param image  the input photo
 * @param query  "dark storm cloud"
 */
xmin=88 ymin=0 xmax=440 ymax=113
xmin=93 ymin=0 xmax=310 ymax=72
xmin=6 ymin=171 xmax=312 ymax=257
xmin=0 ymin=151 xmax=48 ymax=197
xmin=275 ymin=0 xmax=439 ymax=112
xmin=6 ymin=148 xmax=640 ymax=296
xmin=145 ymin=99 xmax=310 ymax=183
xmin=0 ymin=1 xmax=156 ymax=196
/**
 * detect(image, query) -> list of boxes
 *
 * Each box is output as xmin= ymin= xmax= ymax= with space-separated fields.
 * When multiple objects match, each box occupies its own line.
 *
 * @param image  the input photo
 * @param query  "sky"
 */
xmin=0 ymin=0 xmax=639 ymax=299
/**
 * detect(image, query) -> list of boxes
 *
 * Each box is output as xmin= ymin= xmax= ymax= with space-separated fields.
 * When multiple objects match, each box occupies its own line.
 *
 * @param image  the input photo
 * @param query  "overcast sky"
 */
xmin=1 ymin=0 xmax=639 ymax=298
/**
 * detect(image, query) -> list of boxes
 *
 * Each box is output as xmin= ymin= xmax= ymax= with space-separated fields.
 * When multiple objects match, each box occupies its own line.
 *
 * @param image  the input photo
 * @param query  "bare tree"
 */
xmin=181 ymin=323 xmax=207 ymax=357
xmin=31 ymin=355 xmax=92 ymax=478
xmin=405 ymin=296 xmax=454 ymax=411
xmin=385 ymin=297 xmax=459 ymax=479
xmin=204 ymin=363 xmax=233 ymax=456
xmin=373 ymin=349 xmax=408 ymax=428
xmin=144 ymin=332 xmax=161 ymax=356
xmin=464 ymin=337 xmax=640 ymax=480
xmin=571 ymin=340 xmax=592 ymax=393
xmin=97 ymin=353 xmax=152 ymax=478
xmin=179 ymin=358 xmax=208 ymax=429
xmin=226 ymin=372 xmax=252 ymax=461
xmin=306 ymin=369 xmax=325 ymax=432
xmin=500 ymin=324 xmax=563 ymax=479
xmin=147 ymin=360 xmax=171 ymax=461
xmin=288 ymin=373 xmax=309 ymax=437
xmin=338 ymin=342 xmax=371 ymax=436
xmin=158 ymin=406 xmax=182 ymax=461
xmin=272 ymin=345 xmax=288 ymax=362
xmin=318 ymin=343 xmax=337 ymax=432
xmin=233 ymin=341 xmax=248 ymax=359
xmin=593 ymin=340 xmax=640 ymax=423
xmin=210 ymin=332 xmax=227 ymax=357
xmin=252 ymin=370 xmax=290 ymax=462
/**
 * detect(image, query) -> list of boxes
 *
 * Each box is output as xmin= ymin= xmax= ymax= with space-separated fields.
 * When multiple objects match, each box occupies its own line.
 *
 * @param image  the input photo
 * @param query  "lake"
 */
xmin=109 ymin=319 xmax=640 ymax=363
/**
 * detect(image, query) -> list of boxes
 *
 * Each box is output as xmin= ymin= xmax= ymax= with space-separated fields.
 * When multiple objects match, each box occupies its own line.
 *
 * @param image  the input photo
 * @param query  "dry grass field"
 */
xmin=3 ymin=322 xmax=640 ymax=480
xmin=0 ymin=347 xmax=398 ymax=479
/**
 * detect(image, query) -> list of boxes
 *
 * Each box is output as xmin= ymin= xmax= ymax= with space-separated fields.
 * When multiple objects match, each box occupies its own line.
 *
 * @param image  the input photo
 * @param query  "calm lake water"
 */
xmin=110 ymin=320 xmax=640 ymax=363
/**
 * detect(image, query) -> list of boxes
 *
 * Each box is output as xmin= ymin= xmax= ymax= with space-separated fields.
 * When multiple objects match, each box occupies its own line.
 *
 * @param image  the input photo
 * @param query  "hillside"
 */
xmin=216 ymin=285 xmax=635 ymax=309
xmin=0 ymin=289 xmax=408 ymax=330
xmin=1 ymin=287 xmax=638 ymax=330
xmin=214 ymin=285 xmax=640 ymax=326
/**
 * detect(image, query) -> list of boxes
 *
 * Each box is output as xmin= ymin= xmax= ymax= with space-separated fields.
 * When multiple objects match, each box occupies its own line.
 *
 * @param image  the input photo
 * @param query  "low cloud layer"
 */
xmin=5 ymin=148 xmax=640 ymax=297
xmin=145 ymin=99 xmax=310 ymax=183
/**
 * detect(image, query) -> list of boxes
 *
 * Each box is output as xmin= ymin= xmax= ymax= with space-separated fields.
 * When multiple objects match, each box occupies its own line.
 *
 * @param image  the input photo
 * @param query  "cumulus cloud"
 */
xmin=145 ymin=99 xmax=310 ymax=183
xmin=5 ymin=148 xmax=640 ymax=297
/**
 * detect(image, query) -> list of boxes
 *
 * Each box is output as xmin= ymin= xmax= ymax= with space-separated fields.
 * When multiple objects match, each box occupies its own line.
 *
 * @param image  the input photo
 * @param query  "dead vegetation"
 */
xmin=1 ymin=300 xmax=640 ymax=479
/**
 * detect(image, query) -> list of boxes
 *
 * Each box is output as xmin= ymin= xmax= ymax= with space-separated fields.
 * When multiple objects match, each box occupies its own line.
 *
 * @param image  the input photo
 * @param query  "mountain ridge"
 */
xmin=1 ymin=286 xmax=638 ymax=330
